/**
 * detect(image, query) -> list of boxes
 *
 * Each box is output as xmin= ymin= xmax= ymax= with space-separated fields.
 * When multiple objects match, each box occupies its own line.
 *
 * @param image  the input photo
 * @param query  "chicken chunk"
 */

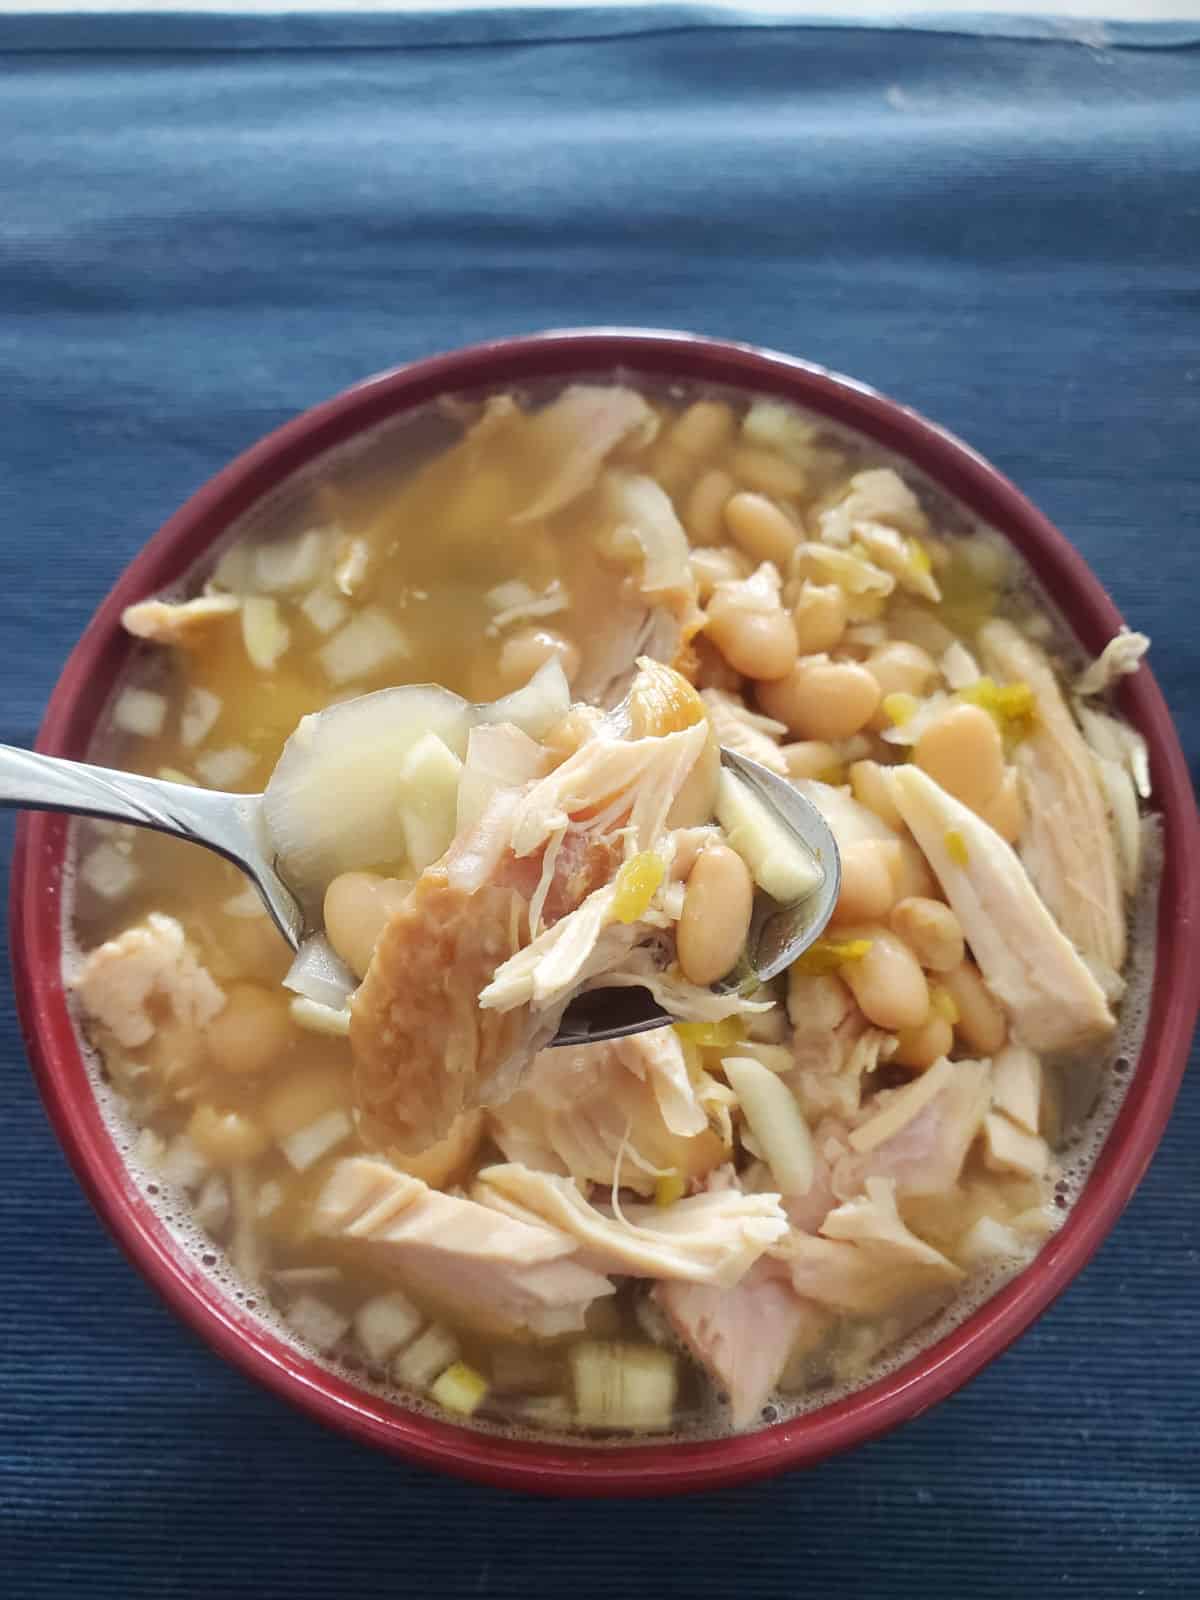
xmin=121 ymin=593 xmax=240 ymax=646
xmin=779 ymin=1176 xmax=963 ymax=1316
xmin=889 ymin=765 xmax=1115 ymax=1053
xmin=656 ymin=1259 xmax=827 ymax=1428
xmin=350 ymin=876 xmax=537 ymax=1154
xmin=473 ymin=1164 xmax=788 ymax=1288
xmin=314 ymin=1157 xmax=613 ymax=1339
xmin=488 ymin=1038 xmax=725 ymax=1197
xmin=72 ymin=911 xmax=225 ymax=1050
xmin=979 ymin=620 xmax=1126 ymax=974
xmin=833 ymin=1058 xmax=993 ymax=1201
xmin=512 ymin=385 xmax=658 ymax=524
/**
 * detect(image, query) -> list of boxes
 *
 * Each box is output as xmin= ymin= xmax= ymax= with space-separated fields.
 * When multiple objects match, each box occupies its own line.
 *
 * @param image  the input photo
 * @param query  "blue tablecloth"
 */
xmin=2 ymin=11 xmax=1198 ymax=1596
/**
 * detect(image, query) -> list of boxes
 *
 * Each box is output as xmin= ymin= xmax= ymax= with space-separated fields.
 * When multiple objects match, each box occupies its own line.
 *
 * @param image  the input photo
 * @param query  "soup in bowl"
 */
xmin=12 ymin=330 xmax=1198 ymax=1494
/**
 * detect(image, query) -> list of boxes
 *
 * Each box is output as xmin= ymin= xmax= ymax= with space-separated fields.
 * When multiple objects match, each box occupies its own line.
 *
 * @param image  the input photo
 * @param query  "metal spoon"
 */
xmin=0 ymin=740 xmax=840 ymax=1045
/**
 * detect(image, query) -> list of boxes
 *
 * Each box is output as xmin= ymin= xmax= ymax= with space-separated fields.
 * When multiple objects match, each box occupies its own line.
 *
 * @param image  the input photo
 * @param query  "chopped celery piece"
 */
xmin=430 ymin=1361 xmax=489 ymax=1417
xmin=278 ymin=1108 xmax=352 ymax=1173
xmin=569 ymin=1341 xmax=678 ymax=1432
xmin=654 ymin=1171 xmax=686 ymax=1207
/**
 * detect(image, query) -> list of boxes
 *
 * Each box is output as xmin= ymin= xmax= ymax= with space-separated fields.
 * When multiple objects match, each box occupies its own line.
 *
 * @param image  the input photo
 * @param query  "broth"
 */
xmin=65 ymin=377 xmax=1155 ymax=1439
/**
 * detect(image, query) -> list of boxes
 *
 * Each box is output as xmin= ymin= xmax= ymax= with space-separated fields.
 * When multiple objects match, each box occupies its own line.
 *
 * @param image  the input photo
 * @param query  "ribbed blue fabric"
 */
xmin=1 ymin=16 xmax=1197 ymax=1597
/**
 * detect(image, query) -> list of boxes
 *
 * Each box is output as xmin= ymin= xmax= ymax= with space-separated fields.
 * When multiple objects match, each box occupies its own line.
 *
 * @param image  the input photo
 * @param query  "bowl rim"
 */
xmin=11 ymin=326 xmax=1200 ymax=1497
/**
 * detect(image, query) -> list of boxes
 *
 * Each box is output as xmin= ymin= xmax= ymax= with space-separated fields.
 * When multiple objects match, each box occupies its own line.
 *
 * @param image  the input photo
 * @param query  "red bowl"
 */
xmin=11 ymin=329 xmax=1199 ymax=1496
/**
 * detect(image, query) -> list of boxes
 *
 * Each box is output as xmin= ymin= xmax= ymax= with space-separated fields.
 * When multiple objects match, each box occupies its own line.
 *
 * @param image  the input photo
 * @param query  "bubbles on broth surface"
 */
xmin=60 ymin=376 xmax=1163 ymax=1443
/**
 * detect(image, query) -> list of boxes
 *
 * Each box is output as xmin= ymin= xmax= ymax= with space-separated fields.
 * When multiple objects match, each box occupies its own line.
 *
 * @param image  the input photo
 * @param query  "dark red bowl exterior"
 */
xmin=10 ymin=330 xmax=1199 ymax=1496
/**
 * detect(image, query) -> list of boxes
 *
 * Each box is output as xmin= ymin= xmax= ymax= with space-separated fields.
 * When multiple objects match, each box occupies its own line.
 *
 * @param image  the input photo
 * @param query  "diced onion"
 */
xmin=334 ymin=536 xmax=369 ymax=596
xmin=195 ymin=746 xmax=256 ymax=789
xmin=113 ymin=688 xmax=167 ymax=737
xmin=278 ymin=1108 xmax=353 ymax=1173
xmin=398 ymin=732 xmax=463 ymax=872
xmin=222 ymin=885 xmax=265 ymax=919
xmin=289 ymin=996 xmax=352 ymax=1037
xmin=255 ymin=528 xmax=332 ymax=593
xmin=283 ymin=935 xmax=357 ymax=1010
xmin=286 ymin=1293 xmax=350 ymax=1355
xmin=981 ymin=1113 xmax=1050 ymax=1180
xmin=392 ymin=1325 xmax=460 ymax=1390
xmin=317 ymin=607 xmax=410 ymax=685
xmin=354 ymin=1291 xmax=424 ymax=1365
xmin=80 ymin=842 xmax=141 ymax=901
xmin=180 ymin=686 xmax=222 ymax=748
xmin=722 ymin=1055 xmax=814 ymax=1196
xmin=475 ymin=656 xmax=571 ymax=741
xmin=456 ymin=722 xmax=550 ymax=833
xmin=264 ymin=684 xmax=473 ymax=900
xmin=300 ymin=586 xmax=350 ymax=636
xmin=242 ymin=595 xmax=291 ymax=671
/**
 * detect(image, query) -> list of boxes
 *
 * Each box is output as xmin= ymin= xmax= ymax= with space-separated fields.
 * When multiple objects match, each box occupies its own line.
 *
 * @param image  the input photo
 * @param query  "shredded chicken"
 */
xmin=487 ymin=1040 xmax=725 ymax=1197
xmin=314 ymin=1158 xmax=613 ymax=1338
xmin=473 ymin=1164 xmax=787 ymax=1287
xmin=787 ymin=970 xmax=894 ymax=1120
xmin=477 ymin=882 xmax=640 ymax=1015
xmin=506 ymin=722 xmax=708 ymax=859
xmin=1075 ymin=627 xmax=1150 ymax=697
xmin=833 ymin=1058 xmax=993 ymax=1201
xmin=616 ymin=1028 xmax=709 ymax=1138
xmin=72 ymin=912 xmax=225 ymax=1050
xmin=817 ymin=467 xmax=929 ymax=547
xmin=854 ymin=520 xmax=941 ymax=603
xmin=333 ymin=535 xmax=369 ymax=597
xmin=699 ymin=688 xmax=788 ymax=774
xmin=889 ymin=765 xmax=1115 ymax=1053
xmin=979 ymin=620 xmax=1126 ymax=974
xmin=512 ymin=385 xmax=658 ymax=524
xmin=779 ymin=1177 xmax=963 ymax=1315
xmin=121 ymin=593 xmax=239 ymax=646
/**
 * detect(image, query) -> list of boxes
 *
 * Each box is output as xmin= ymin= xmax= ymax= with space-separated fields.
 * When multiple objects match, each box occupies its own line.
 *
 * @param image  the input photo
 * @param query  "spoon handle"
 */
xmin=0 ymin=743 xmax=216 ymax=833
xmin=0 ymin=744 xmax=304 ymax=949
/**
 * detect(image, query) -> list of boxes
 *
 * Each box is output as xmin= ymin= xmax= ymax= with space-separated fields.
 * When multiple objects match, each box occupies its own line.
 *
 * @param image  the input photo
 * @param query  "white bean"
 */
xmin=677 ymin=845 xmax=754 ymax=986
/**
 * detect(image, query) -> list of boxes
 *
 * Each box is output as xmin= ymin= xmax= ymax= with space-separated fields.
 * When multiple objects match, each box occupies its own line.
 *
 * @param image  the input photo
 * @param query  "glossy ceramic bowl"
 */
xmin=11 ymin=330 xmax=1199 ymax=1496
